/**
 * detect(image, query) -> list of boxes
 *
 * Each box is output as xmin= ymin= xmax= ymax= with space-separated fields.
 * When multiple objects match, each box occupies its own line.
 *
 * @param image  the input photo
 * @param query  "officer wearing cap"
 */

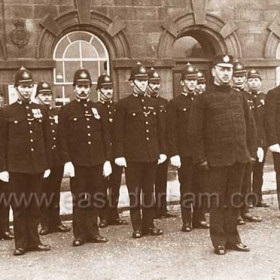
xmin=146 ymin=68 xmax=175 ymax=219
xmin=95 ymin=73 xmax=128 ymax=228
xmin=196 ymin=70 xmax=206 ymax=94
xmin=246 ymin=69 xmax=268 ymax=208
xmin=114 ymin=62 xmax=166 ymax=238
xmin=35 ymin=81 xmax=71 ymax=235
xmin=0 ymin=67 xmax=51 ymax=256
xmin=166 ymin=63 xmax=209 ymax=233
xmin=57 ymin=68 xmax=112 ymax=247
xmin=188 ymin=55 xmax=257 ymax=255
xmin=232 ymin=63 xmax=263 ymax=224
xmin=265 ymin=74 xmax=280 ymax=212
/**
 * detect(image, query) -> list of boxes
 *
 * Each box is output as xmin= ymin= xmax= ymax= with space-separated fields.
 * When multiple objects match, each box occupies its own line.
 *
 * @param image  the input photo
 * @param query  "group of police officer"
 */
xmin=0 ymin=53 xmax=279 ymax=256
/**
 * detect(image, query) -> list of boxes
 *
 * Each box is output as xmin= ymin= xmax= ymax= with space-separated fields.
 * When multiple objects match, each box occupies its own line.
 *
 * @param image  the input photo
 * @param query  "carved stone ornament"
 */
xmin=10 ymin=20 xmax=31 ymax=48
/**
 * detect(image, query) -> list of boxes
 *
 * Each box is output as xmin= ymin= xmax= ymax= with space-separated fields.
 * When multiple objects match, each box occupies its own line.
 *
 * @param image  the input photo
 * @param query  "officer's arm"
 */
xmin=166 ymin=99 xmax=178 ymax=157
xmin=41 ymin=106 xmax=51 ymax=169
xmin=265 ymin=89 xmax=279 ymax=146
xmin=99 ymin=105 xmax=112 ymax=161
xmin=0 ymin=108 xmax=8 ymax=172
xmin=187 ymin=95 xmax=207 ymax=163
xmin=242 ymin=94 xmax=257 ymax=158
xmin=113 ymin=100 xmax=126 ymax=158
xmin=57 ymin=106 xmax=71 ymax=163
xmin=156 ymin=101 xmax=167 ymax=155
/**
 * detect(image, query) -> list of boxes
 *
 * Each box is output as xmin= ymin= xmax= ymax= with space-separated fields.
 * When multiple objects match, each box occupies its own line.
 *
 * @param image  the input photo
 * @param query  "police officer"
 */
xmin=188 ymin=55 xmax=257 ymax=255
xmin=35 ymin=82 xmax=71 ymax=235
xmin=265 ymin=78 xmax=280 ymax=211
xmin=57 ymin=68 xmax=112 ymax=247
xmin=196 ymin=70 xmax=206 ymax=94
xmin=114 ymin=62 xmax=166 ymax=238
xmin=247 ymin=69 xmax=269 ymax=207
xmin=232 ymin=62 xmax=262 ymax=224
xmin=166 ymin=63 xmax=209 ymax=233
xmin=0 ymin=67 xmax=51 ymax=256
xmin=96 ymin=74 xmax=128 ymax=228
xmin=146 ymin=68 xmax=175 ymax=219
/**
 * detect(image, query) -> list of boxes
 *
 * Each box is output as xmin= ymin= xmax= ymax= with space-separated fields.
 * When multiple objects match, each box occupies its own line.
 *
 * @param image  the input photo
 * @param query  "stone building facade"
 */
xmin=0 ymin=0 xmax=280 ymax=104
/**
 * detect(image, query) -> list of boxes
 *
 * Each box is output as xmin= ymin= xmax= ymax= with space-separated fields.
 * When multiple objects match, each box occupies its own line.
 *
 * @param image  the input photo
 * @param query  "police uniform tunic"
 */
xmin=166 ymin=92 xmax=206 ymax=226
xmin=96 ymin=99 xmax=123 ymax=223
xmin=57 ymin=99 xmax=111 ymax=240
xmin=114 ymin=94 xmax=166 ymax=231
xmin=40 ymin=107 xmax=64 ymax=230
xmin=0 ymin=101 xmax=50 ymax=250
xmin=188 ymin=84 xmax=257 ymax=248
xmin=265 ymin=86 xmax=280 ymax=209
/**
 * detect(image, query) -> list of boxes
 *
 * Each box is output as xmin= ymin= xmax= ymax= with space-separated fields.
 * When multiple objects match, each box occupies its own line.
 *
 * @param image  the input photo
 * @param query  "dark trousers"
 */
xmin=178 ymin=157 xmax=206 ymax=225
xmin=0 ymin=181 xmax=10 ymax=233
xmin=154 ymin=160 xmax=168 ymax=216
xmin=70 ymin=165 xmax=103 ymax=240
xmin=272 ymin=153 xmax=280 ymax=209
xmin=240 ymin=162 xmax=252 ymax=215
xmin=40 ymin=166 xmax=64 ymax=229
xmin=125 ymin=161 xmax=157 ymax=231
xmin=99 ymin=162 xmax=123 ymax=222
xmin=251 ymin=149 xmax=267 ymax=205
xmin=208 ymin=163 xmax=245 ymax=248
xmin=9 ymin=172 xmax=43 ymax=250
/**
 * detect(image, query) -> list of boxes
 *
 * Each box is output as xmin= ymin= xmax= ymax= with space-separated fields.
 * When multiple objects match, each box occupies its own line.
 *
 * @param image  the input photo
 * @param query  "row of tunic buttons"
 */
xmin=142 ymin=98 xmax=150 ymax=141
xmin=84 ymin=103 xmax=92 ymax=145
xmin=26 ymin=105 xmax=34 ymax=152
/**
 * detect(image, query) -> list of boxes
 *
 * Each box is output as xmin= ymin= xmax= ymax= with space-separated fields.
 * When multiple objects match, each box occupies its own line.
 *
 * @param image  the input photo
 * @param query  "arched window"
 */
xmin=53 ymin=31 xmax=110 ymax=105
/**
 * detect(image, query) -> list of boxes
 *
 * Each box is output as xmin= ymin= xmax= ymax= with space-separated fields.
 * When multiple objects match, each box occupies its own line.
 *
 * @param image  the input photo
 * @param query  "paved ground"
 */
xmin=1 ymin=193 xmax=280 ymax=280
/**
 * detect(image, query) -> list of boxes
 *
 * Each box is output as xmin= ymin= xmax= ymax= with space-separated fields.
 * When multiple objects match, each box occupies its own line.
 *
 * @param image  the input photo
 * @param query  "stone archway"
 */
xmin=37 ymin=10 xmax=130 ymax=60
xmin=158 ymin=12 xmax=242 ymax=59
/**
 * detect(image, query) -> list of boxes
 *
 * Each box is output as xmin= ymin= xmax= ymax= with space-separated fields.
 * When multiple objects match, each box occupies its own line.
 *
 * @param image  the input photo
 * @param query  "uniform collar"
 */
xmin=76 ymin=97 xmax=90 ymax=103
xmin=17 ymin=99 xmax=32 ymax=105
xmin=181 ymin=90 xmax=195 ymax=97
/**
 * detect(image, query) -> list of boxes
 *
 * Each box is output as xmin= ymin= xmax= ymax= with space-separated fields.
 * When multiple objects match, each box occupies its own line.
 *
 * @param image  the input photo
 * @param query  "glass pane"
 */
xmin=64 ymin=41 xmax=80 ymax=59
xmin=68 ymin=32 xmax=91 ymax=43
xmin=100 ymin=60 xmax=110 ymax=76
xmin=81 ymin=41 xmax=98 ymax=59
xmin=81 ymin=61 xmax=99 ymax=83
xmin=172 ymin=36 xmax=204 ymax=58
xmin=64 ymin=61 xmax=81 ymax=83
xmin=91 ymin=37 xmax=106 ymax=58
xmin=54 ymin=36 xmax=69 ymax=59
xmin=54 ymin=61 xmax=64 ymax=83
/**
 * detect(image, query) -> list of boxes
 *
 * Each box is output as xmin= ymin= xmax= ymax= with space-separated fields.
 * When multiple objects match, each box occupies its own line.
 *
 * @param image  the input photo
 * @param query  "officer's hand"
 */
xmin=43 ymin=169 xmax=51 ymax=178
xmin=198 ymin=161 xmax=209 ymax=170
xmin=257 ymin=147 xmax=264 ymax=162
xmin=158 ymin=154 xmax=167 ymax=165
xmin=269 ymin=144 xmax=280 ymax=153
xmin=115 ymin=157 xmax=127 ymax=167
xmin=0 ymin=171 xmax=9 ymax=182
xmin=64 ymin=162 xmax=75 ymax=177
xmin=170 ymin=155 xmax=181 ymax=168
xmin=103 ymin=161 xmax=112 ymax=177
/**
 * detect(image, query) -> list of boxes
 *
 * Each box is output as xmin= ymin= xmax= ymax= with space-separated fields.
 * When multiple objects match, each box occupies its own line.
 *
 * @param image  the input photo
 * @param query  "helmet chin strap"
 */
xmin=17 ymin=88 xmax=31 ymax=102
xmin=147 ymin=84 xmax=159 ymax=97
xmin=100 ymin=89 xmax=112 ymax=102
xmin=133 ymin=81 xmax=145 ymax=96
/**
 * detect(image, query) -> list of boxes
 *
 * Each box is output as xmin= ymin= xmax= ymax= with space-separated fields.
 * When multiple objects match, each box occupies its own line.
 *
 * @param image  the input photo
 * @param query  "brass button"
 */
xmin=146 ymin=137 xmax=149 ymax=141
xmin=87 ymin=125 xmax=90 ymax=129
xmin=88 ymin=141 xmax=91 ymax=145
xmin=31 ymin=148 xmax=34 ymax=152
xmin=146 ymin=129 xmax=149 ymax=133
xmin=88 ymin=133 xmax=91 ymax=137
xmin=29 ymin=130 xmax=33 ymax=134
xmin=146 ymin=121 xmax=149 ymax=124
xmin=30 ymin=139 xmax=33 ymax=142
xmin=86 ymin=118 xmax=90 ymax=121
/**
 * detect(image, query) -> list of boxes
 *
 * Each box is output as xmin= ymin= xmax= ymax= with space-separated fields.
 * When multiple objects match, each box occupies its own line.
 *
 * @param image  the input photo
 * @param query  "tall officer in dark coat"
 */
xmin=96 ymin=74 xmax=128 ymax=228
xmin=264 ymin=79 xmax=280 ymax=211
xmin=232 ymin=63 xmax=263 ymax=224
xmin=188 ymin=55 xmax=257 ymax=255
xmin=0 ymin=67 xmax=51 ymax=256
xmin=246 ymin=69 xmax=269 ymax=207
xmin=35 ymin=82 xmax=71 ymax=235
xmin=57 ymin=68 xmax=112 ymax=247
xmin=114 ymin=62 xmax=166 ymax=238
xmin=146 ymin=67 xmax=175 ymax=219
xmin=166 ymin=63 xmax=209 ymax=233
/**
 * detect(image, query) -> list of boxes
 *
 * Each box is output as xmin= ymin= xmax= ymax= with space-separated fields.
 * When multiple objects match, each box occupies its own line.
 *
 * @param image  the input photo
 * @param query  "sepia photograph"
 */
xmin=0 ymin=0 xmax=280 ymax=279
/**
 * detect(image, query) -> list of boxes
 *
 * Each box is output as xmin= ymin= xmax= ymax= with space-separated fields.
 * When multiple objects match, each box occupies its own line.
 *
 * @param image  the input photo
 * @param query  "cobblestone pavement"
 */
xmin=1 ymin=193 xmax=280 ymax=280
